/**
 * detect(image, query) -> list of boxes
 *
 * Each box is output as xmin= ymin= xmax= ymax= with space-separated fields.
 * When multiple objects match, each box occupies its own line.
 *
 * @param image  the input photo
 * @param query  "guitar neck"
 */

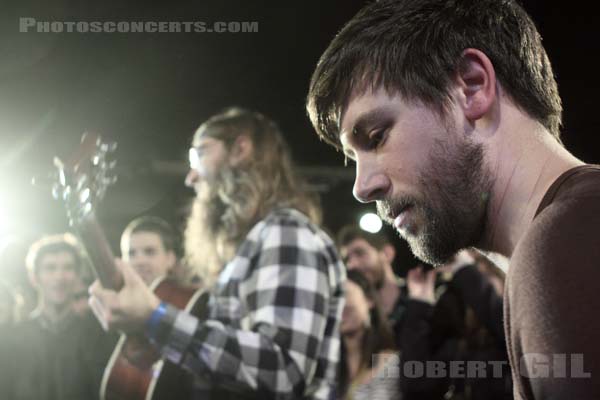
xmin=76 ymin=212 xmax=123 ymax=291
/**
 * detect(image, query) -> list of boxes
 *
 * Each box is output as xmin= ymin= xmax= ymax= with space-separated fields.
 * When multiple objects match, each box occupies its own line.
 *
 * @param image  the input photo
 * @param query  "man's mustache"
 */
xmin=376 ymin=196 xmax=420 ymax=224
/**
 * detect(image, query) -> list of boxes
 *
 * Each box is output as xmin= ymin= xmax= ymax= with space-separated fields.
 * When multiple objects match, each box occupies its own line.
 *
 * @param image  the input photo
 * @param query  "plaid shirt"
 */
xmin=148 ymin=208 xmax=346 ymax=400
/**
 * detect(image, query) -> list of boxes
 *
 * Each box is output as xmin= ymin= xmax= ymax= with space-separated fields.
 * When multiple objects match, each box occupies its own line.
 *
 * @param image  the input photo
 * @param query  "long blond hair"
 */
xmin=184 ymin=108 xmax=321 ymax=283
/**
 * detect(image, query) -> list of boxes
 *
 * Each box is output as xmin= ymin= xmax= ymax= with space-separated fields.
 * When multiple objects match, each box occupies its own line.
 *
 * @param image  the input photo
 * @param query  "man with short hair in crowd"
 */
xmin=337 ymin=225 xmax=407 ymax=337
xmin=120 ymin=216 xmax=178 ymax=286
xmin=11 ymin=233 xmax=116 ymax=400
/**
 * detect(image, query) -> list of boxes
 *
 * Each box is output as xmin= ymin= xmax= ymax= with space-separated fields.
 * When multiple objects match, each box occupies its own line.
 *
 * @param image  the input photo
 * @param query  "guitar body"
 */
xmin=101 ymin=279 xmax=209 ymax=400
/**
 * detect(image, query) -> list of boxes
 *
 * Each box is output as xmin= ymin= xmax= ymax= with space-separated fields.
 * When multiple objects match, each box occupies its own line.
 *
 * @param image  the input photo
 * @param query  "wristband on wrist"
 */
xmin=146 ymin=301 xmax=168 ymax=338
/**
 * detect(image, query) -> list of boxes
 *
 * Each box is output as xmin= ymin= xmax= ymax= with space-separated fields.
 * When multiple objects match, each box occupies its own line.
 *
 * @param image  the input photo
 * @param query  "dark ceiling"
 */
xmin=1 ymin=1 xmax=598 ymax=274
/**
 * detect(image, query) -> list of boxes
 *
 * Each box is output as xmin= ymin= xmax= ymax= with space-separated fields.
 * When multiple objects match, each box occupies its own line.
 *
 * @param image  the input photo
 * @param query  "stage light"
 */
xmin=0 ymin=196 xmax=7 ymax=238
xmin=359 ymin=212 xmax=382 ymax=233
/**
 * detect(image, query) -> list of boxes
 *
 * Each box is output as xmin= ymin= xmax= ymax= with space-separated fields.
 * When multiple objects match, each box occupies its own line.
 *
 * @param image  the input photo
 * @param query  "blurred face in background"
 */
xmin=340 ymin=280 xmax=373 ymax=335
xmin=340 ymin=238 xmax=386 ymax=288
xmin=122 ymin=231 xmax=176 ymax=286
xmin=33 ymin=251 xmax=78 ymax=308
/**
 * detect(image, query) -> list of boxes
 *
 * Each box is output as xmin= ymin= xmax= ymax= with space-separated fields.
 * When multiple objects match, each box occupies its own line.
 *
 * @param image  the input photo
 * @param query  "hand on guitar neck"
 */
xmin=52 ymin=133 xmax=208 ymax=400
xmin=89 ymin=258 xmax=161 ymax=334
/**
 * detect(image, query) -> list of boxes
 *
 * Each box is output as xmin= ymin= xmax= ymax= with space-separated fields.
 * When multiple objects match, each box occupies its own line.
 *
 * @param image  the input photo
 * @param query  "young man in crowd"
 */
xmin=11 ymin=234 xmax=116 ymax=400
xmin=120 ymin=216 xmax=178 ymax=286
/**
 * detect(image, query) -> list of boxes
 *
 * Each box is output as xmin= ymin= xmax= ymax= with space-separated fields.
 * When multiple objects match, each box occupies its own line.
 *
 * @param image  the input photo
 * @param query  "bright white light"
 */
xmin=0 ymin=197 xmax=6 ymax=237
xmin=359 ymin=213 xmax=382 ymax=233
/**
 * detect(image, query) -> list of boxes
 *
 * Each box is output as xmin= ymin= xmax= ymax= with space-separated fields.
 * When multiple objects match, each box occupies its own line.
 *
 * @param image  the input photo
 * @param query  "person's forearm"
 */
xmin=145 ymin=302 xmax=325 ymax=397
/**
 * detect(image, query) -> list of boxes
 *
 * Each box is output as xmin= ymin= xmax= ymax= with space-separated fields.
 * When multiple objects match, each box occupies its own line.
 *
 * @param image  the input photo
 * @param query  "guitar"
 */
xmin=52 ymin=132 xmax=208 ymax=400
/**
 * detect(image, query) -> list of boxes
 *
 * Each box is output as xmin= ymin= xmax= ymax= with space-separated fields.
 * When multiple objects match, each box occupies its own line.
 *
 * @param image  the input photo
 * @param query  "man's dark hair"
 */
xmin=337 ymin=225 xmax=390 ymax=251
xmin=307 ymin=0 xmax=563 ymax=150
xmin=122 ymin=216 xmax=177 ymax=253
xmin=25 ymin=233 xmax=83 ymax=276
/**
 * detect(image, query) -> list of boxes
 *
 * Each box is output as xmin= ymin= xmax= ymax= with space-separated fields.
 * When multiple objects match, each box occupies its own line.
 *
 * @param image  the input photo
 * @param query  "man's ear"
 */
xmin=166 ymin=251 xmax=177 ymax=271
xmin=381 ymin=244 xmax=396 ymax=264
xmin=456 ymin=48 xmax=497 ymax=121
xmin=228 ymin=135 xmax=254 ymax=167
xmin=28 ymin=269 xmax=39 ymax=289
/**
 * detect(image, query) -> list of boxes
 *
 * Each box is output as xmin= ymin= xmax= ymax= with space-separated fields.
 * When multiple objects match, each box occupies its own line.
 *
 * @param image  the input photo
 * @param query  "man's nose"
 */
xmin=352 ymin=159 xmax=390 ymax=203
xmin=129 ymin=254 xmax=146 ymax=265
xmin=55 ymin=269 xmax=72 ymax=281
xmin=185 ymin=169 xmax=199 ymax=187
xmin=345 ymin=257 xmax=360 ymax=270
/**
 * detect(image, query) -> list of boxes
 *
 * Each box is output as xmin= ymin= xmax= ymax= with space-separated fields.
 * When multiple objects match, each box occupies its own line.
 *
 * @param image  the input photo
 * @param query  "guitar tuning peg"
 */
xmin=92 ymin=155 xmax=99 ymax=166
xmin=62 ymin=185 xmax=72 ymax=201
xmin=83 ymin=202 xmax=93 ymax=216
xmin=100 ymin=160 xmax=111 ymax=171
xmin=76 ymin=175 xmax=88 ymax=191
xmin=99 ymin=142 xmax=117 ymax=153
xmin=108 ymin=160 xmax=117 ymax=169
xmin=79 ymin=188 xmax=91 ymax=204
xmin=102 ymin=176 xmax=118 ymax=186
xmin=80 ymin=132 xmax=91 ymax=142
xmin=52 ymin=183 xmax=62 ymax=200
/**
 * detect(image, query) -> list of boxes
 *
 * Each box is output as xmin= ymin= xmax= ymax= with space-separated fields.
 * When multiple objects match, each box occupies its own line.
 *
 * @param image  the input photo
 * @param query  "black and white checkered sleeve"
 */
xmin=148 ymin=214 xmax=343 ymax=399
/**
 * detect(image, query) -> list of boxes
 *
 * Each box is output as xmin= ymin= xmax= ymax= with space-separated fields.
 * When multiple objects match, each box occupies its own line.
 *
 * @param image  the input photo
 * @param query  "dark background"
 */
xmin=0 ymin=0 xmax=598 ymax=278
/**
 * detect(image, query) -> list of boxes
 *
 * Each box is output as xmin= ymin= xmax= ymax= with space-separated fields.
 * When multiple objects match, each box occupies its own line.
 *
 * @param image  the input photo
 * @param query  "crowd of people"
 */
xmin=0 ymin=210 xmax=511 ymax=400
xmin=1 ymin=0 xmax=599 ymax=399
xmin=0 ymin=216 xmax=188 ymax=399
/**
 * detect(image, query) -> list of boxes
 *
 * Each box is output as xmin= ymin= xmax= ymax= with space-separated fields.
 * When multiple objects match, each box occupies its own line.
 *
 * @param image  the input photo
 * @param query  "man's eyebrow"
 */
xmin=340 ymin=107 xmax=394 ymax=158
xmin=343 ymin=107 xmax=394 ymax=139
xmin=195 ymin=142 xmax=210 ymax=150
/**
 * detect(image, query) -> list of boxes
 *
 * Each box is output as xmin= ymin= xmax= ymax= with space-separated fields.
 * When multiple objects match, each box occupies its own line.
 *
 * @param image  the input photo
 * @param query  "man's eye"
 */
xmin=367 ymin=129 xmax=386 ymax=149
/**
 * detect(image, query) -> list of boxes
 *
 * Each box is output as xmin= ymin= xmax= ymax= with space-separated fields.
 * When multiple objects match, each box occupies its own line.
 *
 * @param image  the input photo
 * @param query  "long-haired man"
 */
xmin=89 ymin=108 xmax=345 ymax=400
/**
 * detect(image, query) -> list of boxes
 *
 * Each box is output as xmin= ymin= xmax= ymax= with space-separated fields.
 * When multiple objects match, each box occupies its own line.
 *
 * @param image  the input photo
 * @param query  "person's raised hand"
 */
xmin=88 ymin=259 xmax=160 ymax=334
xmin=406 ymin=265 xmax=436 ymax=304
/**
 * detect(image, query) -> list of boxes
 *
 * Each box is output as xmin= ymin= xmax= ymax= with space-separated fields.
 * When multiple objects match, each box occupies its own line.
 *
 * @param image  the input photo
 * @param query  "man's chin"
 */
xmin=394 ymin=221 xmax=422 ymax=245
xmin=407 ymin=235 xmax=458 ymax=266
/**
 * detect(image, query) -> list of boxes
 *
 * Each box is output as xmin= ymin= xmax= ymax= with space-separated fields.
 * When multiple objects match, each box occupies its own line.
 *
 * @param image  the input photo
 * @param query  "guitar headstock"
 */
xmin=52 ymin=133 xmax=118 ymax=226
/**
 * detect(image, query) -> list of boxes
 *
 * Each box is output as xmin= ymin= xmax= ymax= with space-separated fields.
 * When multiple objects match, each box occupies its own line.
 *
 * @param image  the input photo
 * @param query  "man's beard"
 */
xmin=377 ymin=137 xmax=492 ymax=265
xmin=184 ymin=167 xmax=234 ymax=278
xmin=194 ymin=175 xmax=229 ymax=237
